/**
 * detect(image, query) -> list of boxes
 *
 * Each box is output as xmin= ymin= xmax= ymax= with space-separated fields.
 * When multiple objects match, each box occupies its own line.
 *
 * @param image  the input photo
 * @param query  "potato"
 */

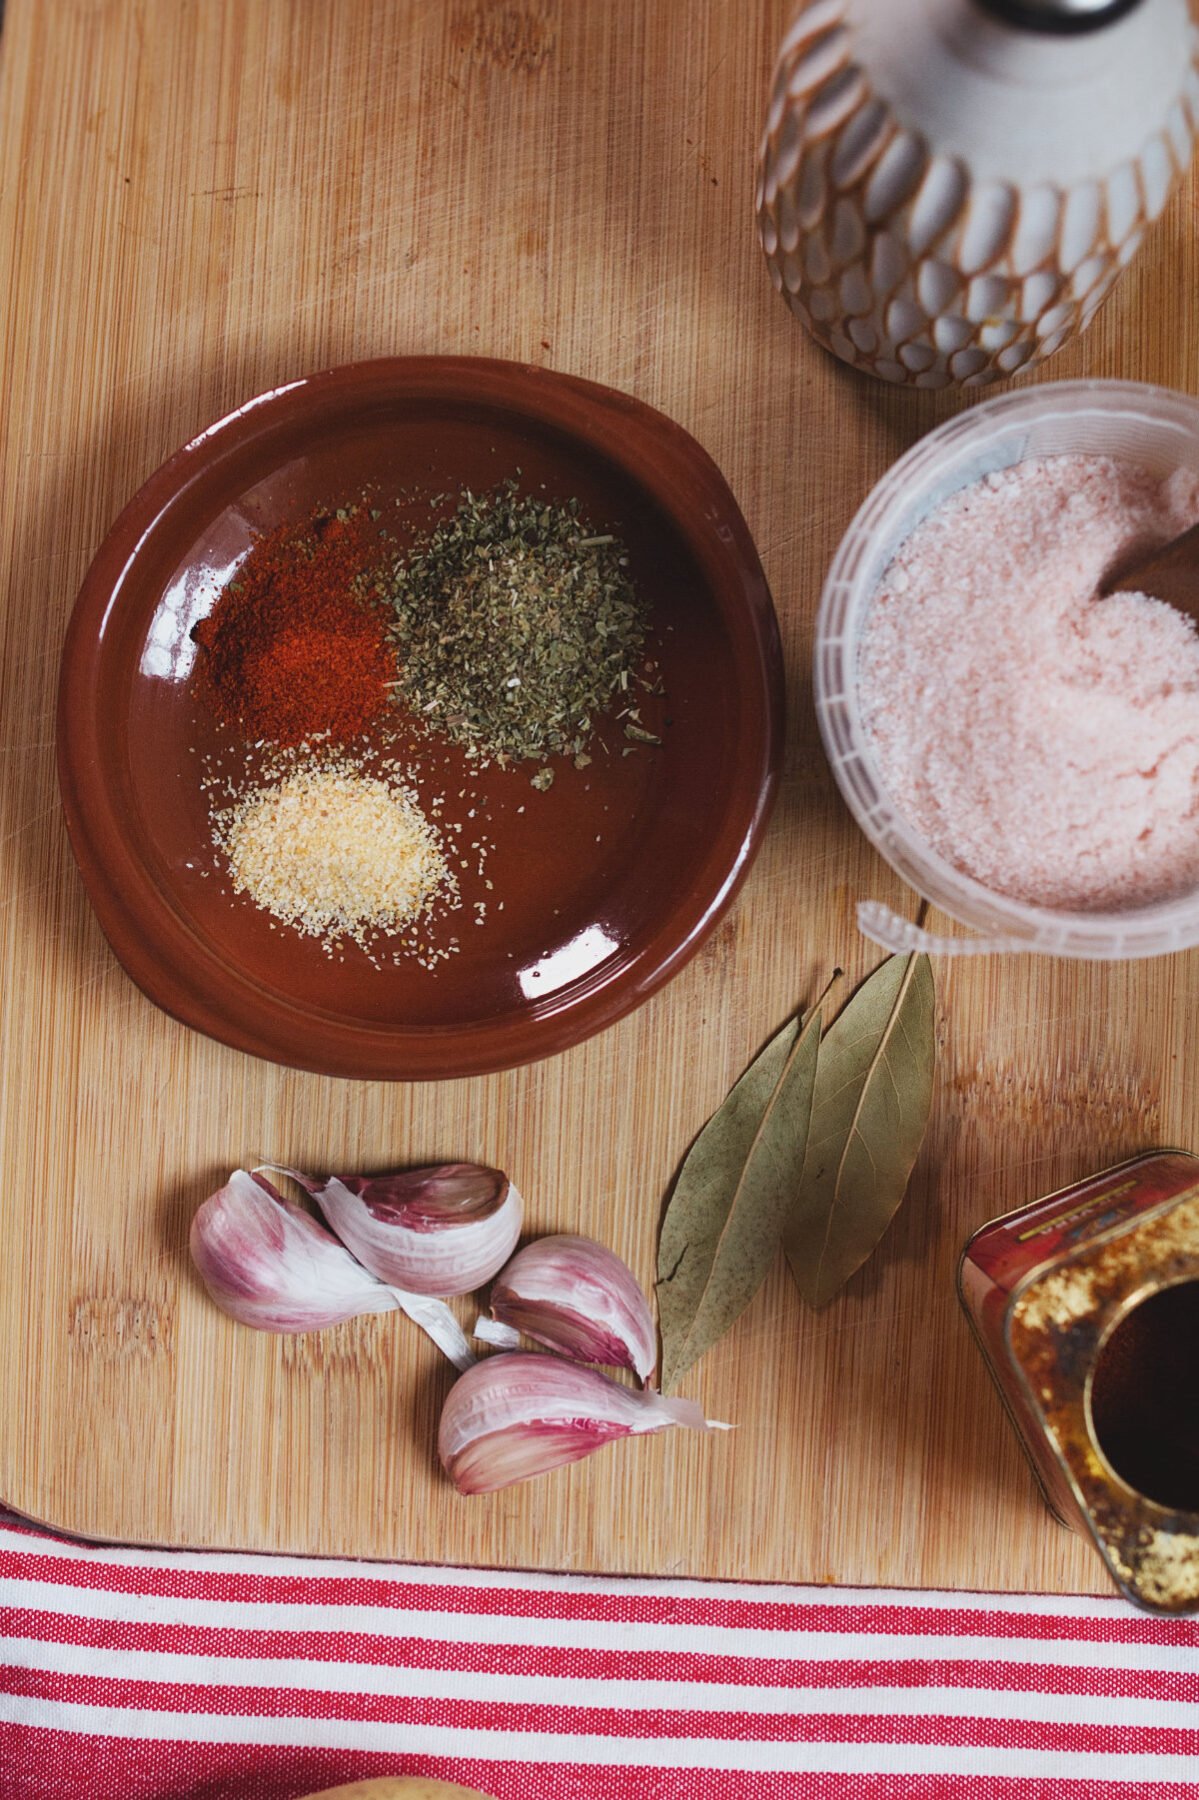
xmin=298 ymin=1781 xmax=494 ymax=1800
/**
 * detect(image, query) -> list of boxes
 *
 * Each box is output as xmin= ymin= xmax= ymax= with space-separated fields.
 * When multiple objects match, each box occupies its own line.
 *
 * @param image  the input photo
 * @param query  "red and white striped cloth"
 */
xmin=1 ymin=1511 xmax=1197 ymax=1798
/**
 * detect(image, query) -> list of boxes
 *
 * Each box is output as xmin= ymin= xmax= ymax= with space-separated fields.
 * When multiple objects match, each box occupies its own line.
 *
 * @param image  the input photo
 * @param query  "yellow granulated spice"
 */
xmin=215 ymin=764 xmax=451 ymax=952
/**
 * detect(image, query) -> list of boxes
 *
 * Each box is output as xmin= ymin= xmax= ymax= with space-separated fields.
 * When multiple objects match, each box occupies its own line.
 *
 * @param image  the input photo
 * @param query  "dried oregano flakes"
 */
xmin=385 ymin=481 xmax=649 ymax=765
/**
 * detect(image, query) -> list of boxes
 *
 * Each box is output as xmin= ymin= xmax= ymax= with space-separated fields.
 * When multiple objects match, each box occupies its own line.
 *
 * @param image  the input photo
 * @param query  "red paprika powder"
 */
xmin=193 ymin=509 xmax=395 ymax=747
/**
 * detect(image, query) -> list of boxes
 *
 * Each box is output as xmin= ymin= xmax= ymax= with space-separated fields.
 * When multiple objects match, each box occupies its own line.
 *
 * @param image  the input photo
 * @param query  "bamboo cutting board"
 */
xmin=1 ymin=0 xmax=1197 ymax=1594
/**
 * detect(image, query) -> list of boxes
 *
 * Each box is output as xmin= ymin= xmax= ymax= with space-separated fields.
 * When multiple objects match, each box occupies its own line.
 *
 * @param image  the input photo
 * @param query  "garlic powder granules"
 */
xmin=214 ymin=764 xmax=453 ymax=954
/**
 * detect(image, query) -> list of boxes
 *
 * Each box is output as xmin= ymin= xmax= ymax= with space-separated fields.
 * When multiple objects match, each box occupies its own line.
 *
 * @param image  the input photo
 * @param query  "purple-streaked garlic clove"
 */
xmin=438 ymin=1352 xmax=727 ymax=1495
xmin=281 ymin=1162 xmax=521 ymax=1297
xmin=487 ymin=1233 xmax=657 ymax=1383
xmin=191 ymin=1169 xmax=474 ymax=1368
xmin=190 ymin=1169 xmax=402 ymax=1333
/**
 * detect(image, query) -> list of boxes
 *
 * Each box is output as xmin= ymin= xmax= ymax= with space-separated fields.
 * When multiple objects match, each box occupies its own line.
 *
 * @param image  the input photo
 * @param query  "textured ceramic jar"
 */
xmin=756 ymin=0 xmax=1199 ymax=389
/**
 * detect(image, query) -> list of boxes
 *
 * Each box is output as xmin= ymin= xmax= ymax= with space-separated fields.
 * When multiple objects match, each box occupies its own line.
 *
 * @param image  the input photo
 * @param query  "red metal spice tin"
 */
xmin=958 ymin=1150 xmax=1199 ymax=1612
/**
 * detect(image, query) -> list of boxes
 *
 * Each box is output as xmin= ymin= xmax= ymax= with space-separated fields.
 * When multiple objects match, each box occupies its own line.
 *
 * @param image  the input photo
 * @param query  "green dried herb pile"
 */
xmin=387 ymin=482 xmax=648 ymax=765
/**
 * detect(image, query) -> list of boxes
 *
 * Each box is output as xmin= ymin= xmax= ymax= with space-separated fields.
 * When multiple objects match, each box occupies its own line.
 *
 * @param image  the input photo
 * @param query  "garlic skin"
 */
xmin=190 ymin=1169 xmax=401 ymax=1333
xmin=488 ymin=1233 xmax=657 ymax=1383
xmin=191 ymin=1169 xmax=475 ymax=1369
xmin=439 ymin=1352 xmax=724 ymax=1495
xmin=283 ymin=1163 xmax=522 ymax=1297
xmin=389 ymin=1292 xmax=475 ymax=1373
xmin=474 ymin=1315 xmax=521 ymax=1350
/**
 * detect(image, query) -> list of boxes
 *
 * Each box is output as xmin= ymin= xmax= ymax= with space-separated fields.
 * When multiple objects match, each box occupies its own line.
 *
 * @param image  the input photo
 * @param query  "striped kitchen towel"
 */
xmin=0 ymin=1511 xmax=1196 ymax=1798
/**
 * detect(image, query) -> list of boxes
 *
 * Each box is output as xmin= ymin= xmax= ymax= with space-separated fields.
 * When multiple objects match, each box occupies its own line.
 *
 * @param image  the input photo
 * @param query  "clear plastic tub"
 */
xmin=814 ymin=380 xmax=1199 ymax=960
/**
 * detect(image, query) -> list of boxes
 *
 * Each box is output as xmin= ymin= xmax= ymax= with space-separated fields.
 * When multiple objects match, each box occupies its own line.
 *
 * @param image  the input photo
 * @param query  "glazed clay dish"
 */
xmin=57 ymin=358 xmax=783 ymax=1079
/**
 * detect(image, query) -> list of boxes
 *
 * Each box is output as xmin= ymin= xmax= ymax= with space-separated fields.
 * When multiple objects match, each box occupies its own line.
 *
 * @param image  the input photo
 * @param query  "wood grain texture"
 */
xmin=0 ymin=0 xmax=1196 ymax=1593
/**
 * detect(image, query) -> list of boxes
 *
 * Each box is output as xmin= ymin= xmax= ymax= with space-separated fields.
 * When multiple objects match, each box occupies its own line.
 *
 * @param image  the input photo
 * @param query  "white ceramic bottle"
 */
xmin=756 ymin=0 xmax=1199 ymax=389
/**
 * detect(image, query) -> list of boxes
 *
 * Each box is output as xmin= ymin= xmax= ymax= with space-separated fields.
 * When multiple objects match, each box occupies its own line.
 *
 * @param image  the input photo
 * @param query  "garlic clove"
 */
xmin=278 ymin=1162 xmax=522 ymax=1298
xmin=438 ymin=1352 xmax=726 ymax=1495
xmin=488 ymin=1233 xmax=657 ymax=1382
xmin=191 ymin=1169 xmax=475 ymax=1368
xmin=190 ymin=1169 xmax=401 ymax=1333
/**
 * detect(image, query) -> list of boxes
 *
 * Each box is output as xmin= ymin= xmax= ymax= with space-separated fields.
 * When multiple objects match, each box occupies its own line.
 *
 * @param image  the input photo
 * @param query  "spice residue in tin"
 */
xmin=1127 ymin=1527 xmax=1199 ymax=1613
xmin=1007 ymin=1262 xmax=1100 ymax=1337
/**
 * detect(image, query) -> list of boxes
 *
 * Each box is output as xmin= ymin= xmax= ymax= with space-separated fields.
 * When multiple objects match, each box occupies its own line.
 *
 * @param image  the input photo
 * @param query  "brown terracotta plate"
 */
xmin=57 ymin=358 xmax=783 ymax=1079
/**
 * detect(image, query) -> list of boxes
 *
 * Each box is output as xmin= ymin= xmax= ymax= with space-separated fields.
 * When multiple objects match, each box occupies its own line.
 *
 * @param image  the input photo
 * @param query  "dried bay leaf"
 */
xmin=785 ymin=953 xmax=935 ymax=1311
xmin=657 ymin=1002 xmax=823 ymax=1393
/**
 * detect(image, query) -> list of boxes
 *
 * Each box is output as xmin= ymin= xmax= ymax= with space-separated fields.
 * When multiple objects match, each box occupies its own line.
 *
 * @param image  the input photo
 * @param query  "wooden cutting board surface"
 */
xmin=1 ymin=0 xmax=1197 ymax=1592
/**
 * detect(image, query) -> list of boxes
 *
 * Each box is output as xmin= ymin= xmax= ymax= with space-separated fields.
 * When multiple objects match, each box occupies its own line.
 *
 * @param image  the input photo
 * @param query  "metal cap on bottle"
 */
xmin=976 ymin=0 xmax=1146 ymax=30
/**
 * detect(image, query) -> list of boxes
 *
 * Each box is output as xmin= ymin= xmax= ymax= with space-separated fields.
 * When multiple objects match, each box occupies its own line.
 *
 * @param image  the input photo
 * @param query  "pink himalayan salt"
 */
xmin=859 ymin=455 xmax=1199 ymax=912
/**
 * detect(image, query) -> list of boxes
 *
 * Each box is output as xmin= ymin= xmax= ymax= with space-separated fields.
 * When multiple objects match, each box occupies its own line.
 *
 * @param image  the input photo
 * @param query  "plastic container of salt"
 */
xmin=815 ymin=379 xmax=1199 ymax=960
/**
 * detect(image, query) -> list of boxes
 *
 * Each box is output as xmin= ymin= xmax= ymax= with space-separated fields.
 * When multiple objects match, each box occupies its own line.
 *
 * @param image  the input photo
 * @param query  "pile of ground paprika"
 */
xmin=192 ymin=508 xmax=395 ymax=747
